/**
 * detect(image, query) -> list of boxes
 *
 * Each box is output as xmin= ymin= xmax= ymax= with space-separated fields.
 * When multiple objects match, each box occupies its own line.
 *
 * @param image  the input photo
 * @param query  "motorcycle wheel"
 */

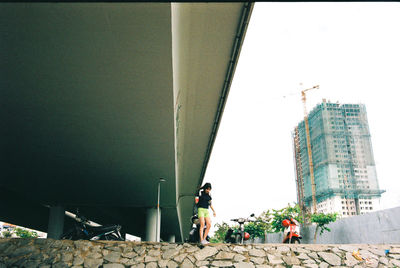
xmin=235 ymin=234 xmax=242 ymax=244
xmin=292 ymin=237 xmax=300 ymax=244
xmin=286 ymin=237 xmax=300 ymax=244
xmin=104 ymin=233 xmax=124 ymax=241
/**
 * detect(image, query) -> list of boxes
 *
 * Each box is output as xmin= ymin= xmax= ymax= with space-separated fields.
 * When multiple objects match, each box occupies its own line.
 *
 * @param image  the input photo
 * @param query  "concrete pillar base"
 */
xmin=47 ymin=205 xmax=65 ymax=239
xmin=145 ymin=208 xmax=161 ymax=242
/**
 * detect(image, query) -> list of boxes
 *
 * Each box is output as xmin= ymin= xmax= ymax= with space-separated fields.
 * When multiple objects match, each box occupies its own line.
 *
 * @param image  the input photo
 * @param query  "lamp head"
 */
xmin=159 ymin=178 xmax=166 ymax=183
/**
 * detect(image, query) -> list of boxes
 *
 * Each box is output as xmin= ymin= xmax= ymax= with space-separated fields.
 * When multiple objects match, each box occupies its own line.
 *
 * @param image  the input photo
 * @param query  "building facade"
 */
xmin=293 ymin=100 xmax=384 ymax=217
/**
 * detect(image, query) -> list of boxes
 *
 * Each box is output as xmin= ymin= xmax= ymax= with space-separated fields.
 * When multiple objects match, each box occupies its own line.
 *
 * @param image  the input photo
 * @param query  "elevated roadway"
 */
xmin=0 ymin=2 xmax=253 ymax=241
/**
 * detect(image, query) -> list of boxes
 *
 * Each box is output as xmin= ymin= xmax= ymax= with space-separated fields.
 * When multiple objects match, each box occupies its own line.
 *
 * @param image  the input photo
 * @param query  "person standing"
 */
xmin=197 ymin=182 xmax=216 ymax=245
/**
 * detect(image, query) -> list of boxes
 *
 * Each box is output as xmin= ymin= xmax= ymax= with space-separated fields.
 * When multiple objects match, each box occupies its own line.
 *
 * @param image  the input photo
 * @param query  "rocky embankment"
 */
xmin=1 ymin=238 xmax=400 ymax=268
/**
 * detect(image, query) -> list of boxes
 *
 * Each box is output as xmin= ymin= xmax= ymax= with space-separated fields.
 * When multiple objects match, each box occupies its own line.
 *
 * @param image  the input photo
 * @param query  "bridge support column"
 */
xmin=47 ymin=205 xmax=65 ymax=239
xmin=168 ymin=234 xmax=175 ymax=243
xmin=145 ymin=208 xmax=161 ymax=242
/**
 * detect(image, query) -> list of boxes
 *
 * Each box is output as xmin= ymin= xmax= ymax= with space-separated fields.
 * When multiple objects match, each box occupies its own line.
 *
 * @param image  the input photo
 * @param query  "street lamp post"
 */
xmin=156 ymin=178 xmax=166 ymax=242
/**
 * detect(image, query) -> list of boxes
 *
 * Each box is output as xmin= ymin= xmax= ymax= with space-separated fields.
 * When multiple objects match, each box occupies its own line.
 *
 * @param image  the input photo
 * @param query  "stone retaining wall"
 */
xmin=1 ymin=238 xmax=400 ymax=268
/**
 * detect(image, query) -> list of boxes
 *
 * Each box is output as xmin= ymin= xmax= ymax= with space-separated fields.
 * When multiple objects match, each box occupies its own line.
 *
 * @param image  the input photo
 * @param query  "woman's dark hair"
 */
xmin=200 ymin=182 xmax=212 ymax=190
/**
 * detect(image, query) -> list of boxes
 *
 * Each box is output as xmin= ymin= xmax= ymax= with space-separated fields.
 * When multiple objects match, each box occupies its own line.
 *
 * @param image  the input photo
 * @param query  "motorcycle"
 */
xmin=224 ymin=213 xmax=254 ymax=244
xmin=61 ymin=211 xmax=124 ymax=241
xmin=282 ymin=218 xmax=301 ymax=244
xmin=187 ymin=214 xmax=210 ymax=243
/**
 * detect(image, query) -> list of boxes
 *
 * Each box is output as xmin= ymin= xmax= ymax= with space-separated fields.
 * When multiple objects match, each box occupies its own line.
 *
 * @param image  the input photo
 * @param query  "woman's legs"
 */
xmin=199 ymin=217 xmax=205 ymax=242
xmin=203 ymin=217 xmax=211 ymax=241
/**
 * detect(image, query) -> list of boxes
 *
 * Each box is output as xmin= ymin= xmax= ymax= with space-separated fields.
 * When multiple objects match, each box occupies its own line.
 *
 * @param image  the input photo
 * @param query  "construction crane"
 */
xmin=301 ymin=84 xmax=319 ymax=214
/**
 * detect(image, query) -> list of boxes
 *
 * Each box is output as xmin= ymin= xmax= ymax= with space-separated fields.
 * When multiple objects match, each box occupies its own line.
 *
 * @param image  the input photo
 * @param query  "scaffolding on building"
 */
xmin=293 ymin=101 xmax=385 ymax=216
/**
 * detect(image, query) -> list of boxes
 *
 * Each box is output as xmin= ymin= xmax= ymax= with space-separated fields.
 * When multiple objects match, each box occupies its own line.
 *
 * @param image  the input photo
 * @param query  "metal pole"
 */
xmin=156 ymin=178 xmax=165 ymax=242
xmin=156 ymin=181 xmax=160 ymax=242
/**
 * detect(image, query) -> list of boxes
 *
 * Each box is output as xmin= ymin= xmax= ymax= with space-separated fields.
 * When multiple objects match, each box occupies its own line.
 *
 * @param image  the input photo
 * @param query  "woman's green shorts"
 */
xmin=198 ymin=207 xmax=210 ymax=218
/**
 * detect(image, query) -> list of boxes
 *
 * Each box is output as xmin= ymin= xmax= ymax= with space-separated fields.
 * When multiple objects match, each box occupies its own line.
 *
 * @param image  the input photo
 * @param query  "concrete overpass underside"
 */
xmin=0 ymin=3 xmax=253 ymax=241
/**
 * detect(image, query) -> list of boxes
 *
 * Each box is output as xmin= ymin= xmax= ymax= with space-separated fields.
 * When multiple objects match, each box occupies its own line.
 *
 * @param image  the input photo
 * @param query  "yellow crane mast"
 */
xmin=301 ymin=84 xmax=319 ymax=214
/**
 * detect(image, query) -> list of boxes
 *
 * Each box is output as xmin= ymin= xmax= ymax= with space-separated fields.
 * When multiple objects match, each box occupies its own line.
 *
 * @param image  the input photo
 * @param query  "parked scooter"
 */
xmin=61 ymin=211 xmax=124 ymax=241
xmin=282 ymin=218 xmax=301 ymax=244
xmin=224 ymin=213 xmax=255 ymax=244
xmin=187 ymin=214 xmax=210 ymax=243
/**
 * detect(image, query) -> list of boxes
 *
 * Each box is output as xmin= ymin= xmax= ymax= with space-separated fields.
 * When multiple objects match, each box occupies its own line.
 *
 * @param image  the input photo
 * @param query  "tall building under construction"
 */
xmin=293 ymin=101 xmax=384 ymax=217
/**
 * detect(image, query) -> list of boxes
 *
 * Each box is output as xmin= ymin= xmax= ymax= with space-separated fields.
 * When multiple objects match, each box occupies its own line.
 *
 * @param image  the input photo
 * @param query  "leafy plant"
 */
xmin=244 ymin=222 xmax=265 ymax=239
xmin=270 ymin=203 xmax=302 ymax=233
xmin=14 ymin=227 xmax=38 ymax=238
xmin=1 ymin=230 xmax=12 ymax=238
xmin=211 ymin=222 xmax=231 ymax=243
xmin=310 ymin=212 xmax=338 ymax=243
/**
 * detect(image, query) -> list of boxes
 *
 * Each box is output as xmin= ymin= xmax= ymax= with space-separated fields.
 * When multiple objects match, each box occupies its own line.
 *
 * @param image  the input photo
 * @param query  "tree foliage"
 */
xmin=1 ymin=227 xmax=39 ymax=238
xmin=311 ymin=212 xmax=338 ymax=243
xmin=1 ymin=230 xmax=12 ymax=238
xmin=270 ymin=203 xmax=302 ymax=233
xmin=14 ymin=227 xmax=38 ymax=238
xmin=211 ymin=204 xmax=338 ymax=244
xmin=211 ymin=204 xmax=304 ymax=243
xmin=210 ymin=222 xmax=231 ymax=243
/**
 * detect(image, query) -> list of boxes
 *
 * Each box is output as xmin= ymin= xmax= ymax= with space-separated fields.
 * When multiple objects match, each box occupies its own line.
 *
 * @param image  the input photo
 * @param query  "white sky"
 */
xmin=204 ymin=2 xmax=400 ymax=232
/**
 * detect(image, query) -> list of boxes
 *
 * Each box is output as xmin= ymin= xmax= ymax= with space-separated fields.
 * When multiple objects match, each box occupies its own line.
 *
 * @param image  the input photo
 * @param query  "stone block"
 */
xmin=196 ymin=260 xmax=209 ymax=266
xmin=104 ymin=251 xmax=121 ymax=263
xmin=86 ymin=252 xmax=102 ymax=259
xmin=267 ymin=254 xmax=283 ymax=265
xmin=73 ymin=256 xmax=84 ymax=266
xmin=166 ymin=260 xmax=178 ymax=268
xmin=103 ymin=264 xmax=124 ymax=268
xmin=307 ymin=252 xmax=319 ymax=260
xmin=144 ymin=256 xmax=158 ymax=263
xmin=234 ymin=262 xmax=255 ymax=268
xmin=211 ymin=260 xmax=233 ymax=267
xmin=345 ymin=252 xmax=360 ymax=266
xmin=319 ymin=262 xmax=329 ymax=268
xmin=276 ymin=246 xmax=290 ymax=253
xmin=173 ymin=253 xmax=187 ymax=263
xmin=133 ymin=246 xmax=145 ymax=255
xmin=131 ymin=264 xmax=145 ymax=268
xmin=369 ymin=249 xmax=386 ymax=257
xmin=360 ymin=249 xmax=379 ymax=260
xmin=148 ymin=249 xmax=160 ymax=257
xmin=297 ymin=253 xmax=310 ymax=260
xmin=389 ymin=254 xmax=400 ymax=260
xmin=282 ymin=256 xmax=300 ymax=265
xmin=318 ymin=252 xmax=342 ymax=266
xmin=390 ymin=259 xmax=400 ymax=267
xmin=122 ymin=251 xmax=138 ymax=259
xmin=194 ymin=246 xmax=218 ymax=261
xmin=303 ymin=264 xmax=318 ymax=268
xmin=83 ymin=258 xmax=103 ymax=268
xmin=379 ymin=256 xmax=389 ymax=265
xmin=390 ymin=248 xmax=400 ymax=254
xmin=215 ymin=251 xmax=235 ymax=260
xmin=233 ymin=246 xmax=248 ymax=253
xmin=11 ymin=245 xmax=36 ymax=257
xmin=249 ymin=249 xmax=266 ymax=257
xmin=157 ymin=259 xmax=168 ymax=268
xmin=162 ymin=248 xmax=180 ymax=259
xmin=181 ymin=258 xmax=194 ymax=268
xmin=250 ymin=257 xmax=265 ymax=265
xmin=234 ymin=253 xmax=247 ymax=262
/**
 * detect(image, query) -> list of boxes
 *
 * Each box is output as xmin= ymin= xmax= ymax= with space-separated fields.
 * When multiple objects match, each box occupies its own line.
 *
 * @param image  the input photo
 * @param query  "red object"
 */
xmin=282 ymin=219 xmax=290 ymax=227
xmin=195 ymin=196 xmax=199 ymax=204
xmin=244 ymin=232 xmax=250 ymax=240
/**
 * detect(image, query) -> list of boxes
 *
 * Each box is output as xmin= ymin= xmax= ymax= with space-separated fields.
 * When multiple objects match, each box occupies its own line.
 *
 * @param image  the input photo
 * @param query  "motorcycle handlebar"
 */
xmin=230 ymin=218 xmax=256 ymax=223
